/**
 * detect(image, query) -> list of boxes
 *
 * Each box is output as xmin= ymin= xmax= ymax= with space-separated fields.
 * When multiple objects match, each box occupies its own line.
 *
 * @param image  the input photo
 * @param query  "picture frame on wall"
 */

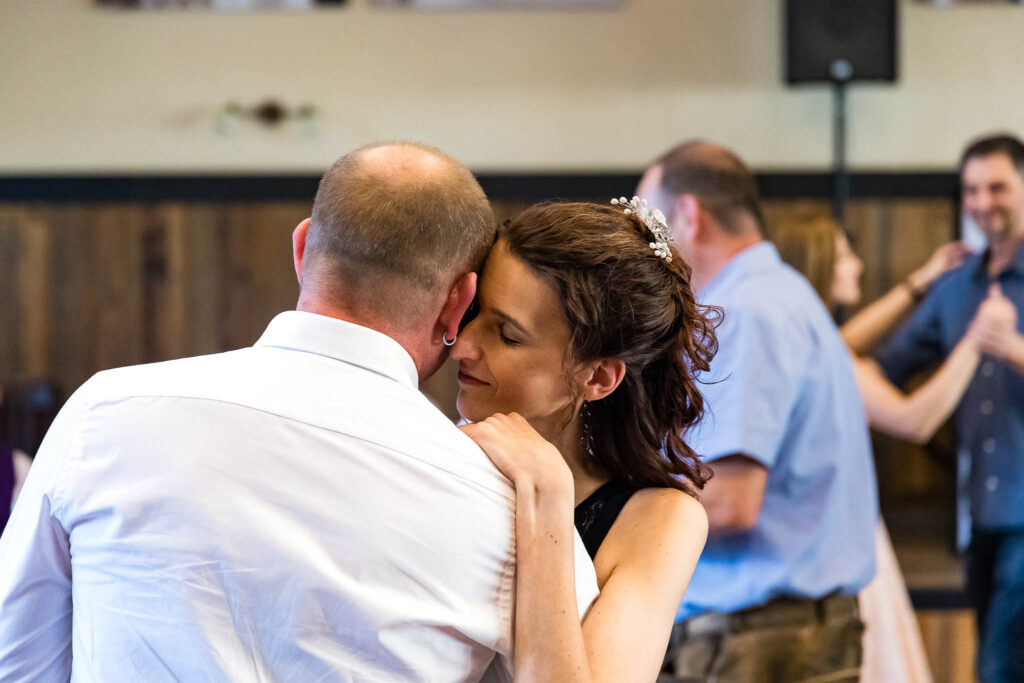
xmin=369 ymin=0 xmax=623 ymax=9
xmin=97 ymin=0 xmax=346 ymax=9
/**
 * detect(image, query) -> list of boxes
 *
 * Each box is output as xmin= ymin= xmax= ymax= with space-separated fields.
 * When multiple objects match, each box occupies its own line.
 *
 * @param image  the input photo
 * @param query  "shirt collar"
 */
xmin=1006 ymin=239 xmax=1024 ymax=275
xmin=701 ymin=241 xmax=779 ymax=300
xmin=255 ymin=311 xmax=419 ymax=388
xmin=972 ymin=239 xmax=1024 ymax=282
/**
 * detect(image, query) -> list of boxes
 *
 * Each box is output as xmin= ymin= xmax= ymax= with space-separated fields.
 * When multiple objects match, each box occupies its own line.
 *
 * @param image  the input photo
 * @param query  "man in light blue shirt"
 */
xmin=638 ymin=141 xmax=877 ymax=682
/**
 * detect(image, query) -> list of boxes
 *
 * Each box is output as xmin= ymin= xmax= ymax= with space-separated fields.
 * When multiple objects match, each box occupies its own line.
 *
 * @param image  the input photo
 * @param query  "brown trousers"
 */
xmin=659 ymin=596 xmax=863 ymax=683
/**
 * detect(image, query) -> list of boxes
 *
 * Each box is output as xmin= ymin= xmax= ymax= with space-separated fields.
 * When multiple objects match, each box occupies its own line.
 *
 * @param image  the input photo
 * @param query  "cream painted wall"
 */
xmin=1 ymin=0 xmax=1022 ymax=173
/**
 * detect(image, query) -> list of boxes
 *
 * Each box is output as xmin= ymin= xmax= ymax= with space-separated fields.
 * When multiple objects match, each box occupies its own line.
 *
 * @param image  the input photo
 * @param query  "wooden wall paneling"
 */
xmin=17 ymin=208 xmax=51 ymax=380
xmin=759 ymin=199 xmax=832 ymax=241
xmin=889 ymin=200 xmax=957 ymax=285
xmin=223 ymin=205 xmax=264 ymax=352
xmin=143 ymin=203 xmax=195 ymax=364
xmin=843 ymin=200 xmax=888 ymax=306
xmin=222 ymin=204 xmax=305 ymax=351
xmin=48 ymin=204 xmax=100 ymax=394
xmin=917 ymin=609 xmax=976 ymax=683
xmin=91 ymin=205 xmax=145 ymax=376
xmin=179 ymin=204 xmax=229 ymax=359
xmin=249 ymin=203 xmax=307 ymax=330
xmin=0 ymin=207 xmax=24 ymax=380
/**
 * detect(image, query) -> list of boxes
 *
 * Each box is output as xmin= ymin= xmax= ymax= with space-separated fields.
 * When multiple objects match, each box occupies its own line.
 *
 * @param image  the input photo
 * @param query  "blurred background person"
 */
xmin=639 ymin=141 xmax=877 ymax=683
xmin=773 ymin=214 xmax=991 ymax=683
xmin=872 ymin=134 xmax=1024 ymax=683
xmin=774 ymin=216 xmax=980 ymax=444
xmin=0 ymin=387 xmax=32 ymax=536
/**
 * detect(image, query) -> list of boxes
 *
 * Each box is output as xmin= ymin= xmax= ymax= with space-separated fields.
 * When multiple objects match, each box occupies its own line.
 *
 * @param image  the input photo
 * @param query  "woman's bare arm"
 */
xmin=855 ymin=336 xmax=980 ymax=444
xmin=581 ymin=489 xmax=707 ymax=682
xmin=841 ymin=242 xmax=969 ymax=354
xmin=460 ymin=414 xmax=707 ymax=683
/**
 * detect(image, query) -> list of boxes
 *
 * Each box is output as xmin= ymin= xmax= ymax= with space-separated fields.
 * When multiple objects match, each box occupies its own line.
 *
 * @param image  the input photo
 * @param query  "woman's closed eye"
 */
xmin=498 ymin=324 xmax=523 ymax=347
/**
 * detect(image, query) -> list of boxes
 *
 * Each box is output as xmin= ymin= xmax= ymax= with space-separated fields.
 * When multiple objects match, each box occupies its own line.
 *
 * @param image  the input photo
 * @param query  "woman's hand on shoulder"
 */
xmin=908 ymin=241 xmax=970 ymax=291
xmin=459 ymin=413 xmax=573 ymax=497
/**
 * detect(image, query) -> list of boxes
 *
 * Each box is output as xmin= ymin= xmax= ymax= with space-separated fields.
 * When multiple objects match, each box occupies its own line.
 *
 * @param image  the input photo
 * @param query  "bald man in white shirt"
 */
xmin=0 ymin=142 xmax=598 ymax=682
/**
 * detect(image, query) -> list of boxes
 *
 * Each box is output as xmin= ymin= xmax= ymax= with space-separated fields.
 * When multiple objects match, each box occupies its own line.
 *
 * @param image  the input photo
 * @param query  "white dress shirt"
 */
xmin=0 ymin=311 xmax=598 ymax=682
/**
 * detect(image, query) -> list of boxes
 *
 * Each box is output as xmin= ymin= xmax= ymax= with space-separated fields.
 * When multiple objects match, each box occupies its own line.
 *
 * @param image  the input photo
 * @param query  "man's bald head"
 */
xmin=304 ymin=142 xmax=494 ymax=323
xmin=647 ymin=140 xmax=764 ymax=236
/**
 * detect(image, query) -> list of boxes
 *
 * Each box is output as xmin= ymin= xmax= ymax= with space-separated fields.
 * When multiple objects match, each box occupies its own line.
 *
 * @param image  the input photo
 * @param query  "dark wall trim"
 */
xmin=755 ymin=172 xmax=958 ymax=200
xmin=909 ymin=587 xmax=972 ymax=611
xmin=0 ymin=171 xmax=959 ymax=203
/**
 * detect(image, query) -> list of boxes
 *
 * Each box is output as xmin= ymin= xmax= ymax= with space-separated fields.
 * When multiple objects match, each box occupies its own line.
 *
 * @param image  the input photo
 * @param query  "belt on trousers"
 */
xmin=679 ymin=593 xmax=859 ymax=639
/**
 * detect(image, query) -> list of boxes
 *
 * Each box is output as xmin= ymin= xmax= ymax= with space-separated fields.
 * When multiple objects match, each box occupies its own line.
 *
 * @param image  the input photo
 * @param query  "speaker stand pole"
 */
xmin=831 ymin=77 xmax=850 ymax=223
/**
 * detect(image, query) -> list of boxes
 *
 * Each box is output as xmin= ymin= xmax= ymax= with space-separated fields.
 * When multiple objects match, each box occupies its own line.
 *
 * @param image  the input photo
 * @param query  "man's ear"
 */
xmin=292 ymin=218 xmax=311 ymax=284
xmin=580 ymin=357 xmax=627 ymax=402
xmin=673 ymin=194 xmax=703 ymax=243
xmin=437 ymin=272 xmax=477 ymax=345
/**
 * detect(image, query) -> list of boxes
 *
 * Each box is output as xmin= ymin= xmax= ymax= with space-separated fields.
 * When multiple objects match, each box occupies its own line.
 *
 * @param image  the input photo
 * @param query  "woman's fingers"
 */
xmin=458 ymin=413 xmax=571 ymax=489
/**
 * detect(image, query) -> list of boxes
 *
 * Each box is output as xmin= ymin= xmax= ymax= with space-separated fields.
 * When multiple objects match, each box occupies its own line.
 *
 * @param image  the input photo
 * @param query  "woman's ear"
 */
xmin=581 ymin=358 xmax=626 ymax=402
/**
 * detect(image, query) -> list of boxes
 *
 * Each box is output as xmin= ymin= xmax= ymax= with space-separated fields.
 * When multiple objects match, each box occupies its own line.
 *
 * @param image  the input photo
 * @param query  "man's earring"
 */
xmin=442 ymin=332 xmax=457 ymax=347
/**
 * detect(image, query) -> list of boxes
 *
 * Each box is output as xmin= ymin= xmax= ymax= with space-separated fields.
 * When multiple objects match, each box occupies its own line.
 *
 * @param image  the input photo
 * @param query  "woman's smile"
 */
xmin=456 ymin=368 xmax=489 ymax=386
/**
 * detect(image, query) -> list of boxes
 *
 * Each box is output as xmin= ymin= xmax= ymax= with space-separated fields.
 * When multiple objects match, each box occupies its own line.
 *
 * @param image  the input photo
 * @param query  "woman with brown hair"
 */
xmin=773 ymin=214 xmax=982 ymax=443
xmin=452 ymin=199 xmax=716 ymax=681
xmin=772 ymin=213 xmax=992 ymax=683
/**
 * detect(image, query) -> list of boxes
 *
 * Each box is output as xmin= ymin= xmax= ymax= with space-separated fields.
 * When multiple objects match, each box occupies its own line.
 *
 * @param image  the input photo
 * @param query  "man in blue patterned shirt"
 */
xmin=875 ymin=133 xmax=1024 ymax=683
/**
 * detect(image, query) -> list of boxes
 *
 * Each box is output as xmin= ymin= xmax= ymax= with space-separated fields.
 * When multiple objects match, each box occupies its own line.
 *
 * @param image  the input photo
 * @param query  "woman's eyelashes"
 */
xmin=498 ymin=324 xmax=522 ymax=347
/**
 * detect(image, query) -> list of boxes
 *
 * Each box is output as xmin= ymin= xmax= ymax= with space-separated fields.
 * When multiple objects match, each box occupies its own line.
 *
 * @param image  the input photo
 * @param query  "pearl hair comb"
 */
xmin=611 ymin=196 xmax=673 ymax=263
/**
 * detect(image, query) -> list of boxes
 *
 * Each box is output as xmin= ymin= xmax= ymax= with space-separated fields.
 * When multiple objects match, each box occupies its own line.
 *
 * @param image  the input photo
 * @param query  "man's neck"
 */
xmin=295 ymin=295 xmax=431 ymax=382
xmin=691 ymin=235 xmax=764 ymax=294
xmin=987 ymin=232 xmax=1024 ymax=279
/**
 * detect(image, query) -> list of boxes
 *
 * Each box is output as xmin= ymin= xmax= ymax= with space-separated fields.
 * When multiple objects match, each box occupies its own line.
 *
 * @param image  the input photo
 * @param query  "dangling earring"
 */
xmin=580 ymin=401 xmax=596 ymax=459
xmin=442 ymin=332 xmax=457 ymax=347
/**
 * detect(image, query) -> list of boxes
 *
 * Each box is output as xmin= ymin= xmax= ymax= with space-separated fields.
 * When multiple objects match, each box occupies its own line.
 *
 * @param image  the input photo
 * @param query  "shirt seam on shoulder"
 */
xmin=50 ymin=391 xmax=94 ymax=523
xmin=90 ymin=392 xmax=514 ymax=502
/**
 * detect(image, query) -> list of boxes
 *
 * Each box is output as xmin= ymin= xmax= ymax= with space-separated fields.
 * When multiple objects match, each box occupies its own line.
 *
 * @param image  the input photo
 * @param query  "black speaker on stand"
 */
xmin=785 ymin=0 xmax=898 ymax=220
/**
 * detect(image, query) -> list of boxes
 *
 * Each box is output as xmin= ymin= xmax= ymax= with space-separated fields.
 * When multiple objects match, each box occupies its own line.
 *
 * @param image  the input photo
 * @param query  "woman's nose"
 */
xmin=450 ymin=320 xmax=479 ymax=361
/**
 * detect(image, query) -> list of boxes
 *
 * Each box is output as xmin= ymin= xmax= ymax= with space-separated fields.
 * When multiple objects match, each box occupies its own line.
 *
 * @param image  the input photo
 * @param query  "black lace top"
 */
xmin=574 ymin=478 xmax=637 ymax=560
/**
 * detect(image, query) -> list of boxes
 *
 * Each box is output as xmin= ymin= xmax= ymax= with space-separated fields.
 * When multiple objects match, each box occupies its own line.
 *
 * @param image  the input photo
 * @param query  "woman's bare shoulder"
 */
xmin=596 ymin=486 xmax=708 ymax=577
xmin=623 ymin=487 xmax=707 ymax=540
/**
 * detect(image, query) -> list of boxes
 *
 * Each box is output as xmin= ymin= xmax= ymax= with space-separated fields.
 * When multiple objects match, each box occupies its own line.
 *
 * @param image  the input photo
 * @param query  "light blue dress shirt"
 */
xmin=678 ymin=243 xmax=878 ymax=621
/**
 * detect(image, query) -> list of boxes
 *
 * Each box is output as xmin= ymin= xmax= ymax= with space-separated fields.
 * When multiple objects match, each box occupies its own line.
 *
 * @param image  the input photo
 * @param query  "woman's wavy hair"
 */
xmin=500 ymin=202 xmax=721 ymax=494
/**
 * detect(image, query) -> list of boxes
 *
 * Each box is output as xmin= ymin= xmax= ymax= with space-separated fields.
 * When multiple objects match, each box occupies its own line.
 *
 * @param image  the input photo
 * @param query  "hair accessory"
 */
xmin=442 ymin=332 xmax=457 ymax=347
xmin=611 ymin=196 xmax=673 ymax=263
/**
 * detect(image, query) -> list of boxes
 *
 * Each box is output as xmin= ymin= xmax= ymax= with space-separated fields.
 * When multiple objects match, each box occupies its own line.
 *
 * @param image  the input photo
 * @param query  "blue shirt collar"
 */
xmin=970 ymin=239 xmax=1024 ymax=282
xmin=701 ymin=241 xmax=779 ymax=300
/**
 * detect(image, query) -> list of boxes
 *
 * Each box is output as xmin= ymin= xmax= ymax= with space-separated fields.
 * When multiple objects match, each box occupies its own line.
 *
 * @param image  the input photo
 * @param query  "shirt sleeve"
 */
xmin=688 ymin=303 xmax=806 ymax=468
xmin=0 ymin=384 xmax=90 ymax=681
xmin=874 ymin=288 xmax=947 ymax=387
